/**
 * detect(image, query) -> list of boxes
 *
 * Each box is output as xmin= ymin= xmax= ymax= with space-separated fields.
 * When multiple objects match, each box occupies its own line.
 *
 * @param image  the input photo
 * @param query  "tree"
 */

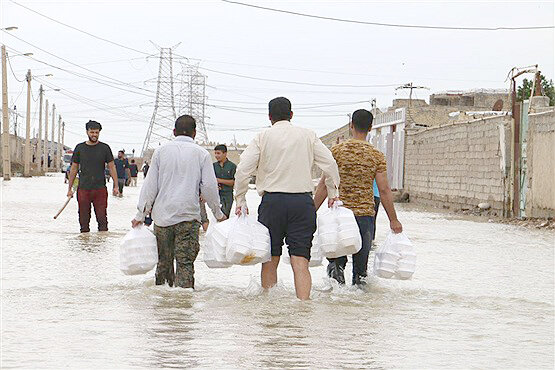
xmin=517 ymin=73 xmax=555 ymax=106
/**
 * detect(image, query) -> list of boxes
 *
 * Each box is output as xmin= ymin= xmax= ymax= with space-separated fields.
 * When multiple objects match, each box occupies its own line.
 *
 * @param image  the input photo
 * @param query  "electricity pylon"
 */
xmin=141 ymin=45 xmax=178 ymax=157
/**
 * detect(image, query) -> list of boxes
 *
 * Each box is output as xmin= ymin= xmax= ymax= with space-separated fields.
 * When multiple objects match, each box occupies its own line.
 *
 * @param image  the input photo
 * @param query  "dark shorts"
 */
xmin=257 ymin=192 xmax=316 ymax=260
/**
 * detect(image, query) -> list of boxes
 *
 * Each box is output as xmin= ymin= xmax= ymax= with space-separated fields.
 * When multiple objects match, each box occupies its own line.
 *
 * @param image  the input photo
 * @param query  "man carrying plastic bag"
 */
xmin=131 ymin=115 xmax=226 ymax=289
xmin=234 ymin=97 xmax=340 ymax=300
xmin=314 ymin=109 xmax=403 ymax=286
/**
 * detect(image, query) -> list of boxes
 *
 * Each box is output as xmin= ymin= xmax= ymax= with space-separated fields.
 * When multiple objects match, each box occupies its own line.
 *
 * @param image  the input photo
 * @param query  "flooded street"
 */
xmin=1 ymin=174 xmax=554 ymax=369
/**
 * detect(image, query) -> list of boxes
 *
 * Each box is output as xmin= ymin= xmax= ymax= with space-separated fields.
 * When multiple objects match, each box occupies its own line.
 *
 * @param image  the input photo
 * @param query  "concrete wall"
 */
xmin=0 ymin=135 xmax=58 ymax=172
xmin=429 ymin=92 xmax=509 ymax=110
xmin=320 ymin=124 xmax=351 ymax=149
xmin=526 ymin=110 xmax=555 ymax=218
xmin=404 ymin=116 xmax=511 ymax=215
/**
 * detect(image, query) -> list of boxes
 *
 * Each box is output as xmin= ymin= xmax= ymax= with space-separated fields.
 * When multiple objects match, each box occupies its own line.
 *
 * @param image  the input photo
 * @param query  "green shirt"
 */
xmin=213 ymin=159 xmax=237 ymax=194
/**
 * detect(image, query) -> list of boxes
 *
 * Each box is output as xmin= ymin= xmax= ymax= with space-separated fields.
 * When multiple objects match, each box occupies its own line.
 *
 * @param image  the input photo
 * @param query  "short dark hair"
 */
xmin=214 ymin=144 xmax=227 ymax=152
xmin=268 ymin=97 xmax=292 ymax=122
xmin=86 ymin=120 xmax=102 ymax=131
xmin=351 ymin=109 xmax=373 ymax=132
xmin=118 ymin=150 xmax=124 ymax=155
xmin=175 ymin=115 xmax=196 ymax=136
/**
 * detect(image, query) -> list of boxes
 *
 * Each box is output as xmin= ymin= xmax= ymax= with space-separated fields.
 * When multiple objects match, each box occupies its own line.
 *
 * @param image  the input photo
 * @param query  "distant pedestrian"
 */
xmin=213 ymin=144 xmax=237 ymax=218
xmin=142 ymin=162 xmax=149 ymax=178
xmin=132 ymin=115 xmax=226 ymax=289
xmin=314 ymin=109 xmax=402 ymax=286
xmin=129 ymin=159 xmax=139 ymax=186
xmin=235 ymin=97 xmax=340 ymax=300
xmin=113 ymin=150 xmax=129 ymax=197
xmin=66 ymin=120 xmax=119 ymax=233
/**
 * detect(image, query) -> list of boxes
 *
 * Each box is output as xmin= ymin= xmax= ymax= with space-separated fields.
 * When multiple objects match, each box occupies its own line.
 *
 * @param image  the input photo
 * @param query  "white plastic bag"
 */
xmin=203 ymin=220 xmax=233 ymax=268
xmin=226 ymin=213 xmax=271 ymax=265
xmin=373 ymin=231 xmax=416 ymax=280
xmin=282 ymin=234 xmax=323 ymax=267
xmin=317 ymin=201 xmax=362 ymax=258
xmin=119 ymin=225 xmax=158 ymax=275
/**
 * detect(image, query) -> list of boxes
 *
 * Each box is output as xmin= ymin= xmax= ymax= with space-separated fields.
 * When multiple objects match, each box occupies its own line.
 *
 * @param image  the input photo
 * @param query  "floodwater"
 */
xmin=1 ymin=174 xmax=554 ymax=369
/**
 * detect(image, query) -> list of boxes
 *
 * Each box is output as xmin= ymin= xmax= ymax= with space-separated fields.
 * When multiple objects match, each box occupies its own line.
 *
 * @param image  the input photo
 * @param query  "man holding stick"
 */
xmin=67 ymin=120 xmax=119 ymax=233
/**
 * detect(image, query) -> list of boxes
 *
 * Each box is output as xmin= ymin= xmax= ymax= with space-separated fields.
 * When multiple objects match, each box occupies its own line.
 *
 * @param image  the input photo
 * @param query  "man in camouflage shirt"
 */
xmin=314 ymin=109 xmax=403 ymax=286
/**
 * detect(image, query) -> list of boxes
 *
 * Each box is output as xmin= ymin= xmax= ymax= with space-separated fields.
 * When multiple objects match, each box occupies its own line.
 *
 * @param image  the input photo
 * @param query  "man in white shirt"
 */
xmin=234 ymin=97 xmax=340 ymax=300
xmin=131 ymin=115 xmax=226 ymax=288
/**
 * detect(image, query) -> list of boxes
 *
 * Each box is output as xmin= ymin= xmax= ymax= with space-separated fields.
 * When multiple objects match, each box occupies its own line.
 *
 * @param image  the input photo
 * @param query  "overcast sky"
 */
xmin=2 ymin=0 xmax=553 ymax=154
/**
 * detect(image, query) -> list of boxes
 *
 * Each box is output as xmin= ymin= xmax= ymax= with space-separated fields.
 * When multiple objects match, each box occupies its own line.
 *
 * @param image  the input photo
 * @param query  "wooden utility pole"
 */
xmin=56 ymin=115 xmax=61 ymax=172
xmin=1 ymin=45 xmax=10 ymax=180
xmin=24 ymin=69 xmax=32 ymax=177
xmin=37 ymin=85 xmax=43 ymax=173
xmin=50 ymin=103 xmax=55 ymax=171
xmin=61 ymin=121 xmax=65 ymax=161
xmin=43 ymin=99 xmax=49 ymax=172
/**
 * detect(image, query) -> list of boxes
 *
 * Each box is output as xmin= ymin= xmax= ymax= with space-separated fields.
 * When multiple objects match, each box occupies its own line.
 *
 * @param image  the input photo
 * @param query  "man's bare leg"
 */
xmin=290 ymin=256 xmax=311 ymax=300
xmin=261 ymin=256 xmax=280 ymax=289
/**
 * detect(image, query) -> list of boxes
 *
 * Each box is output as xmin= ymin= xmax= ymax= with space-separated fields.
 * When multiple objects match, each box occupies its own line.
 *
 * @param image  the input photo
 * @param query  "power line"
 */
xmin=9 ymin=0 xmax=151 ymax=55
xmin=198 ymin=65 xmax=400 ymax=88
xmin=207 ymin=104 xmax=347 ymax=117
xmin=2 ymin=32 xmax=155 ymax=94
xmin=6 ymin=55 xmax=25 ymax=82
xmin=213 ymin=85 xmax=395 ymax=95
xmin=221 ymin=0 xmax=554 ymax=31
xmin=12 ymin=56 xmax=149 ymax=75
xmin=207 ymin=98 xmax=370 ymax=108
xmin=6 ymin=46 xmax=155 ymax=97
xmin=10 ymin=81 xmax=26 ymax=107
xmin=6 ymin=0 xmax=517 ymax=86
xmin=35 ymin=78 xmax=151 ymax=123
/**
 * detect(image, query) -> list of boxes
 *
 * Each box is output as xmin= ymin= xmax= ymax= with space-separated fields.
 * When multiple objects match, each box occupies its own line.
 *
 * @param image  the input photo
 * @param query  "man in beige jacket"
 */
xmin=234 ymin=97 xmax=340 ymax=300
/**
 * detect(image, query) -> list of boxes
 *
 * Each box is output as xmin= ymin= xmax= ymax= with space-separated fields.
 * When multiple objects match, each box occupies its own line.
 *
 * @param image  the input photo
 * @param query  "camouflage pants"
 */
xmin=154 ymin=220 xmax=200 ymax=288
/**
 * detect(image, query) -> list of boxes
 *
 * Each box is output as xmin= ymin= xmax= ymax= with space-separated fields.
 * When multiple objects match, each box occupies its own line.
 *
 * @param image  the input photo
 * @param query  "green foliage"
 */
xmin=517 ymin=74 xmax=555 ymax=106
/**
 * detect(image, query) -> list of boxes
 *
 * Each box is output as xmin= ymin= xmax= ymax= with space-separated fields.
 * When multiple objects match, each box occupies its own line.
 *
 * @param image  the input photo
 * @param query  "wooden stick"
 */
xmin=53 ymin=196 xmax=72 ymax=219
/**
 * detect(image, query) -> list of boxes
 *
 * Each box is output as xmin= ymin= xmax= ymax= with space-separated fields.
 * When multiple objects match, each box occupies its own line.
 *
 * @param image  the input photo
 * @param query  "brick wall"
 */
xmin=404 ymin=116 xmax=511 ymax=214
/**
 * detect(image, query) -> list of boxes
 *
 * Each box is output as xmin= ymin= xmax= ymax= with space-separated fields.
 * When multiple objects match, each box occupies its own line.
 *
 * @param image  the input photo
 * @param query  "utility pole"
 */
xmin=24 ymin=69 xmax=31 ymax=177
xmin=1 ymin=44 xmax=11 ymax=180
xmin=13 ymin=105 xmax=17 ymax=136
xmin=50 ymin=103 xmax=55 ymax=171
xmin=37 ymin=85 xmax=43 ymax=174
xmin=43 ymin=99 xmax=49 ymax=172
xmin=61 ymin=121 xmax=65 ymax=161
xmin=396 ymin=82 xmax=429 ymax=108
xmin=56 ymin=115 xmax=61 ymax=172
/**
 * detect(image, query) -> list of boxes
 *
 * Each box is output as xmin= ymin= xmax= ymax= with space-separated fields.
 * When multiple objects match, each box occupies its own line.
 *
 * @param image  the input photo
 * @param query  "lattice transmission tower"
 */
xmin=141 ymin=46 xmax=178 ymax=158
xmin=177 ymin=63 xmax=208 ymax=143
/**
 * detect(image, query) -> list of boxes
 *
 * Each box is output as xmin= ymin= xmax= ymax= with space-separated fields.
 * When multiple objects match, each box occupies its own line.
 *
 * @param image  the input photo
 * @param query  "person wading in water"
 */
xmin=67 ymin=120 xmax=119 ymax=233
